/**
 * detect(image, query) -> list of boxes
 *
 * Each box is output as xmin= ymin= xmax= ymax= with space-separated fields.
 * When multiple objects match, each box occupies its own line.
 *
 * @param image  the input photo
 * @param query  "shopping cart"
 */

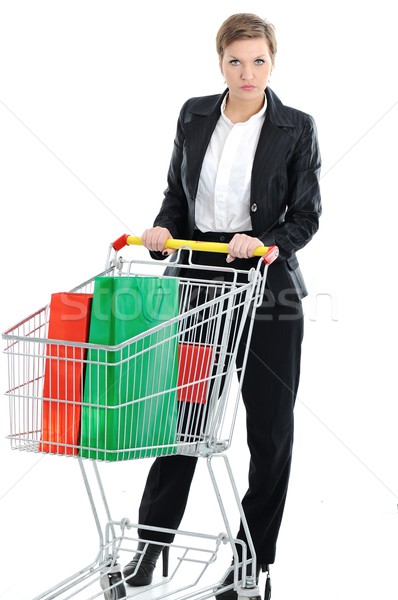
xmin=2 ymin=234 xmax=278 ymax=600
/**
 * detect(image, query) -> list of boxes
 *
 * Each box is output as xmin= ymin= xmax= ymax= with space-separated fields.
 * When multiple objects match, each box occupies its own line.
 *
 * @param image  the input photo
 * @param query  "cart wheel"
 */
xmin=100 ymin=573 xmax=126 ymax=600
xmin=236 ymin=587 xmax=261 ymax=600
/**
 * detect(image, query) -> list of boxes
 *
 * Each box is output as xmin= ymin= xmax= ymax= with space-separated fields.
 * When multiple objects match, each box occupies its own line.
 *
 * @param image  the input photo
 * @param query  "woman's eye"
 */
xmin=255 ymin=59 xmax=265 ymax=65
xmin=229 ymin=59 xmax=240 ymax=66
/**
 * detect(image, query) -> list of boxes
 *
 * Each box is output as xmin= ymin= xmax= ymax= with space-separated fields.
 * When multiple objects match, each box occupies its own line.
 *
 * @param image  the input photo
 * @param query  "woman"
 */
xmin=123 ymin=12 xmax=321 ymax=599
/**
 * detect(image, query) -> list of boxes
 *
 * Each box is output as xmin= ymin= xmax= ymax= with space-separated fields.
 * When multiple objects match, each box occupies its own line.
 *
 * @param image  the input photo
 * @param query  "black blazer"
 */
xmin=153 ymin=87 xmax=322 ymax=301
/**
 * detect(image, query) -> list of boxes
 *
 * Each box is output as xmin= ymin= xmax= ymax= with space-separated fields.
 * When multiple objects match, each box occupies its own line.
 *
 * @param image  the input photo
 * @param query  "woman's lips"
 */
xmin=241 ymin=85 xmax=256 ymax=91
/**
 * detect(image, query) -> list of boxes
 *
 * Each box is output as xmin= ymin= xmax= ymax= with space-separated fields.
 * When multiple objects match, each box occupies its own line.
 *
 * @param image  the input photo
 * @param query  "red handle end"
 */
xmin=112 ymin=234 xmax=129 ymax=251
xmin=263 ymin=245 xmax=279 ymax=264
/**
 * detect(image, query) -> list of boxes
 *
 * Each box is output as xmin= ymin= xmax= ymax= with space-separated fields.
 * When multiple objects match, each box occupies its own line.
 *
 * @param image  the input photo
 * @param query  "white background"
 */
xmin=1 ymin=1 xmax=397 ymax=599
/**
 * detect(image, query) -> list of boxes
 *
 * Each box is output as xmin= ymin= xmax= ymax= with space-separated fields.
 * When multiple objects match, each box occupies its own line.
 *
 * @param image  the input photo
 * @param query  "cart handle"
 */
xmin=112 ymin=234 xmax=279 ymax=265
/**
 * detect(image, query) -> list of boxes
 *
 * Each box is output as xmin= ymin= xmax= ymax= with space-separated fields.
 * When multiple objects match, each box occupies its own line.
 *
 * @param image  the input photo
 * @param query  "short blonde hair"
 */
xmin=216 ymin=13 xmax=277 ymax=65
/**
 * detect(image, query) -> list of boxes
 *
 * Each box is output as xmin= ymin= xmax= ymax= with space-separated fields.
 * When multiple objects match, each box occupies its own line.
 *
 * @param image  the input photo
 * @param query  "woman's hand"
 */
xmin=226 ymin=233 xmax=264 ymax=263
xmin=141 ymin=227 xmax=174 ymax=256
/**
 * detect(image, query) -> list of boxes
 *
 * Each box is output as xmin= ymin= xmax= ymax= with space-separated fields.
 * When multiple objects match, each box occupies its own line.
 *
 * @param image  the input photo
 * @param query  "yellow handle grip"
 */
xmin=119 ymin=235 xmax=279 ymax=264
xmin=126 ymin=235 xmax=270 ymax=255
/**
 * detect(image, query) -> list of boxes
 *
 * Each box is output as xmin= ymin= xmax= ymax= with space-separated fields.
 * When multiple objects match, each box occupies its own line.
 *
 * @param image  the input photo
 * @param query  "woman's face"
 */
xmin=220 ymin=38 xmax=273 ymax=104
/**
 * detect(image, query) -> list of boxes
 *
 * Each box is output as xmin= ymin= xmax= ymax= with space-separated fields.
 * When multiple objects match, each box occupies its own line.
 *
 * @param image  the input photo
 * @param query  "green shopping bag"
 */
xmin=80 ymin=276 xmax=179 ymax=460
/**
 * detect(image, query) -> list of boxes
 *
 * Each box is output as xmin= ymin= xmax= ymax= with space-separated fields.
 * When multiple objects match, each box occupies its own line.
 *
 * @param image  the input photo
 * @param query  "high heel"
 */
xmin=263 ymin=565 xmax=271 ymax=600
xmin=123 ymin=541 xmax=169 ymax=586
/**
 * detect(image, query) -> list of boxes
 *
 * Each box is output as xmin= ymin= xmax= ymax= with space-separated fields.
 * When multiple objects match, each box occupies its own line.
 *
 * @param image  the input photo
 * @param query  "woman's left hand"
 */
xmin=226 ymin=233 xmax=264 ymax=263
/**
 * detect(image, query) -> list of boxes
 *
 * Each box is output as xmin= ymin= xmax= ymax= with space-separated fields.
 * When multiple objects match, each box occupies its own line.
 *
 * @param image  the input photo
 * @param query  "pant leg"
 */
xmin=235 ymin=298 xmax=304 ymax=565
xmin=136 ymin=250 xmax=224 ymax=543
xmin=137 ymin=454 xmax=198 ymax=543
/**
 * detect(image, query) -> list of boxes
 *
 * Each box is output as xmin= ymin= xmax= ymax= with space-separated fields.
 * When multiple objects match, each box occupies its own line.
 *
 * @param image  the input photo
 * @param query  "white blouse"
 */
xmin=195 ymin=94 xmax=266 ymax=233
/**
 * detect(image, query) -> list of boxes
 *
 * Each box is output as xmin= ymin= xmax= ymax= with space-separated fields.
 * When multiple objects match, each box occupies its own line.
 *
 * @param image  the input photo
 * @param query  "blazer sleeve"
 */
xmin=260 ymin=114 xmax=322 ymax=260
xmin=152 ymin=102 xmax=189 ymax=238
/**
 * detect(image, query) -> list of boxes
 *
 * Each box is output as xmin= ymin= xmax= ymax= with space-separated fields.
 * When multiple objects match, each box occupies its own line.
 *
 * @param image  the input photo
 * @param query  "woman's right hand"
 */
xmin=141 ymin=226 xmax=174 ymax=255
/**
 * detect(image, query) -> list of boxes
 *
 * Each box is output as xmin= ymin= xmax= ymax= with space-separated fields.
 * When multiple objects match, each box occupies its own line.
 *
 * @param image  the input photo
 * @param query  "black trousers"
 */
xmin=138 ymin=239 xmax=304 ymax=565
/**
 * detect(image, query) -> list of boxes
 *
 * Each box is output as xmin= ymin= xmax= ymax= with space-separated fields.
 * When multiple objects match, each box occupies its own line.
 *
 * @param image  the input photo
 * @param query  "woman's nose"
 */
xmin=241 ymin=66 xmax=254 ymax=80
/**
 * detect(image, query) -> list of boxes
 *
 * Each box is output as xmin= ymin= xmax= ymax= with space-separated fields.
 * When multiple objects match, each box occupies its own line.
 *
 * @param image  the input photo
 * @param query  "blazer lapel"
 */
xmin=184 ymin=93 xmax=225 ymax=200
xmin=251 ymin=87 xmax=296 ymax=196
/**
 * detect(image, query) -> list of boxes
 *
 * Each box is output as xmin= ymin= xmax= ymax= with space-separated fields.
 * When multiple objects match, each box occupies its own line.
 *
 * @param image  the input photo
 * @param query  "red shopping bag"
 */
xmin=39 ymin=292 xmax=93 ymax=455
xmin=177 ymin=343 xmax=213 ymax=404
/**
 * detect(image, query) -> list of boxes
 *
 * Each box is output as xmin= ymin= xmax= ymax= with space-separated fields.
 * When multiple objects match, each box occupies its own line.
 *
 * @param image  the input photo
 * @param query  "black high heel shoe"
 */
xmin=123 ymin=541 xmax=169 ymax=586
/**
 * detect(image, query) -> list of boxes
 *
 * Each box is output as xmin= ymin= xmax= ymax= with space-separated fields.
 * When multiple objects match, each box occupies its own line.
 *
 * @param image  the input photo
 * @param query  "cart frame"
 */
xmin=2 ymin=236 xmax=278 ymax=600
